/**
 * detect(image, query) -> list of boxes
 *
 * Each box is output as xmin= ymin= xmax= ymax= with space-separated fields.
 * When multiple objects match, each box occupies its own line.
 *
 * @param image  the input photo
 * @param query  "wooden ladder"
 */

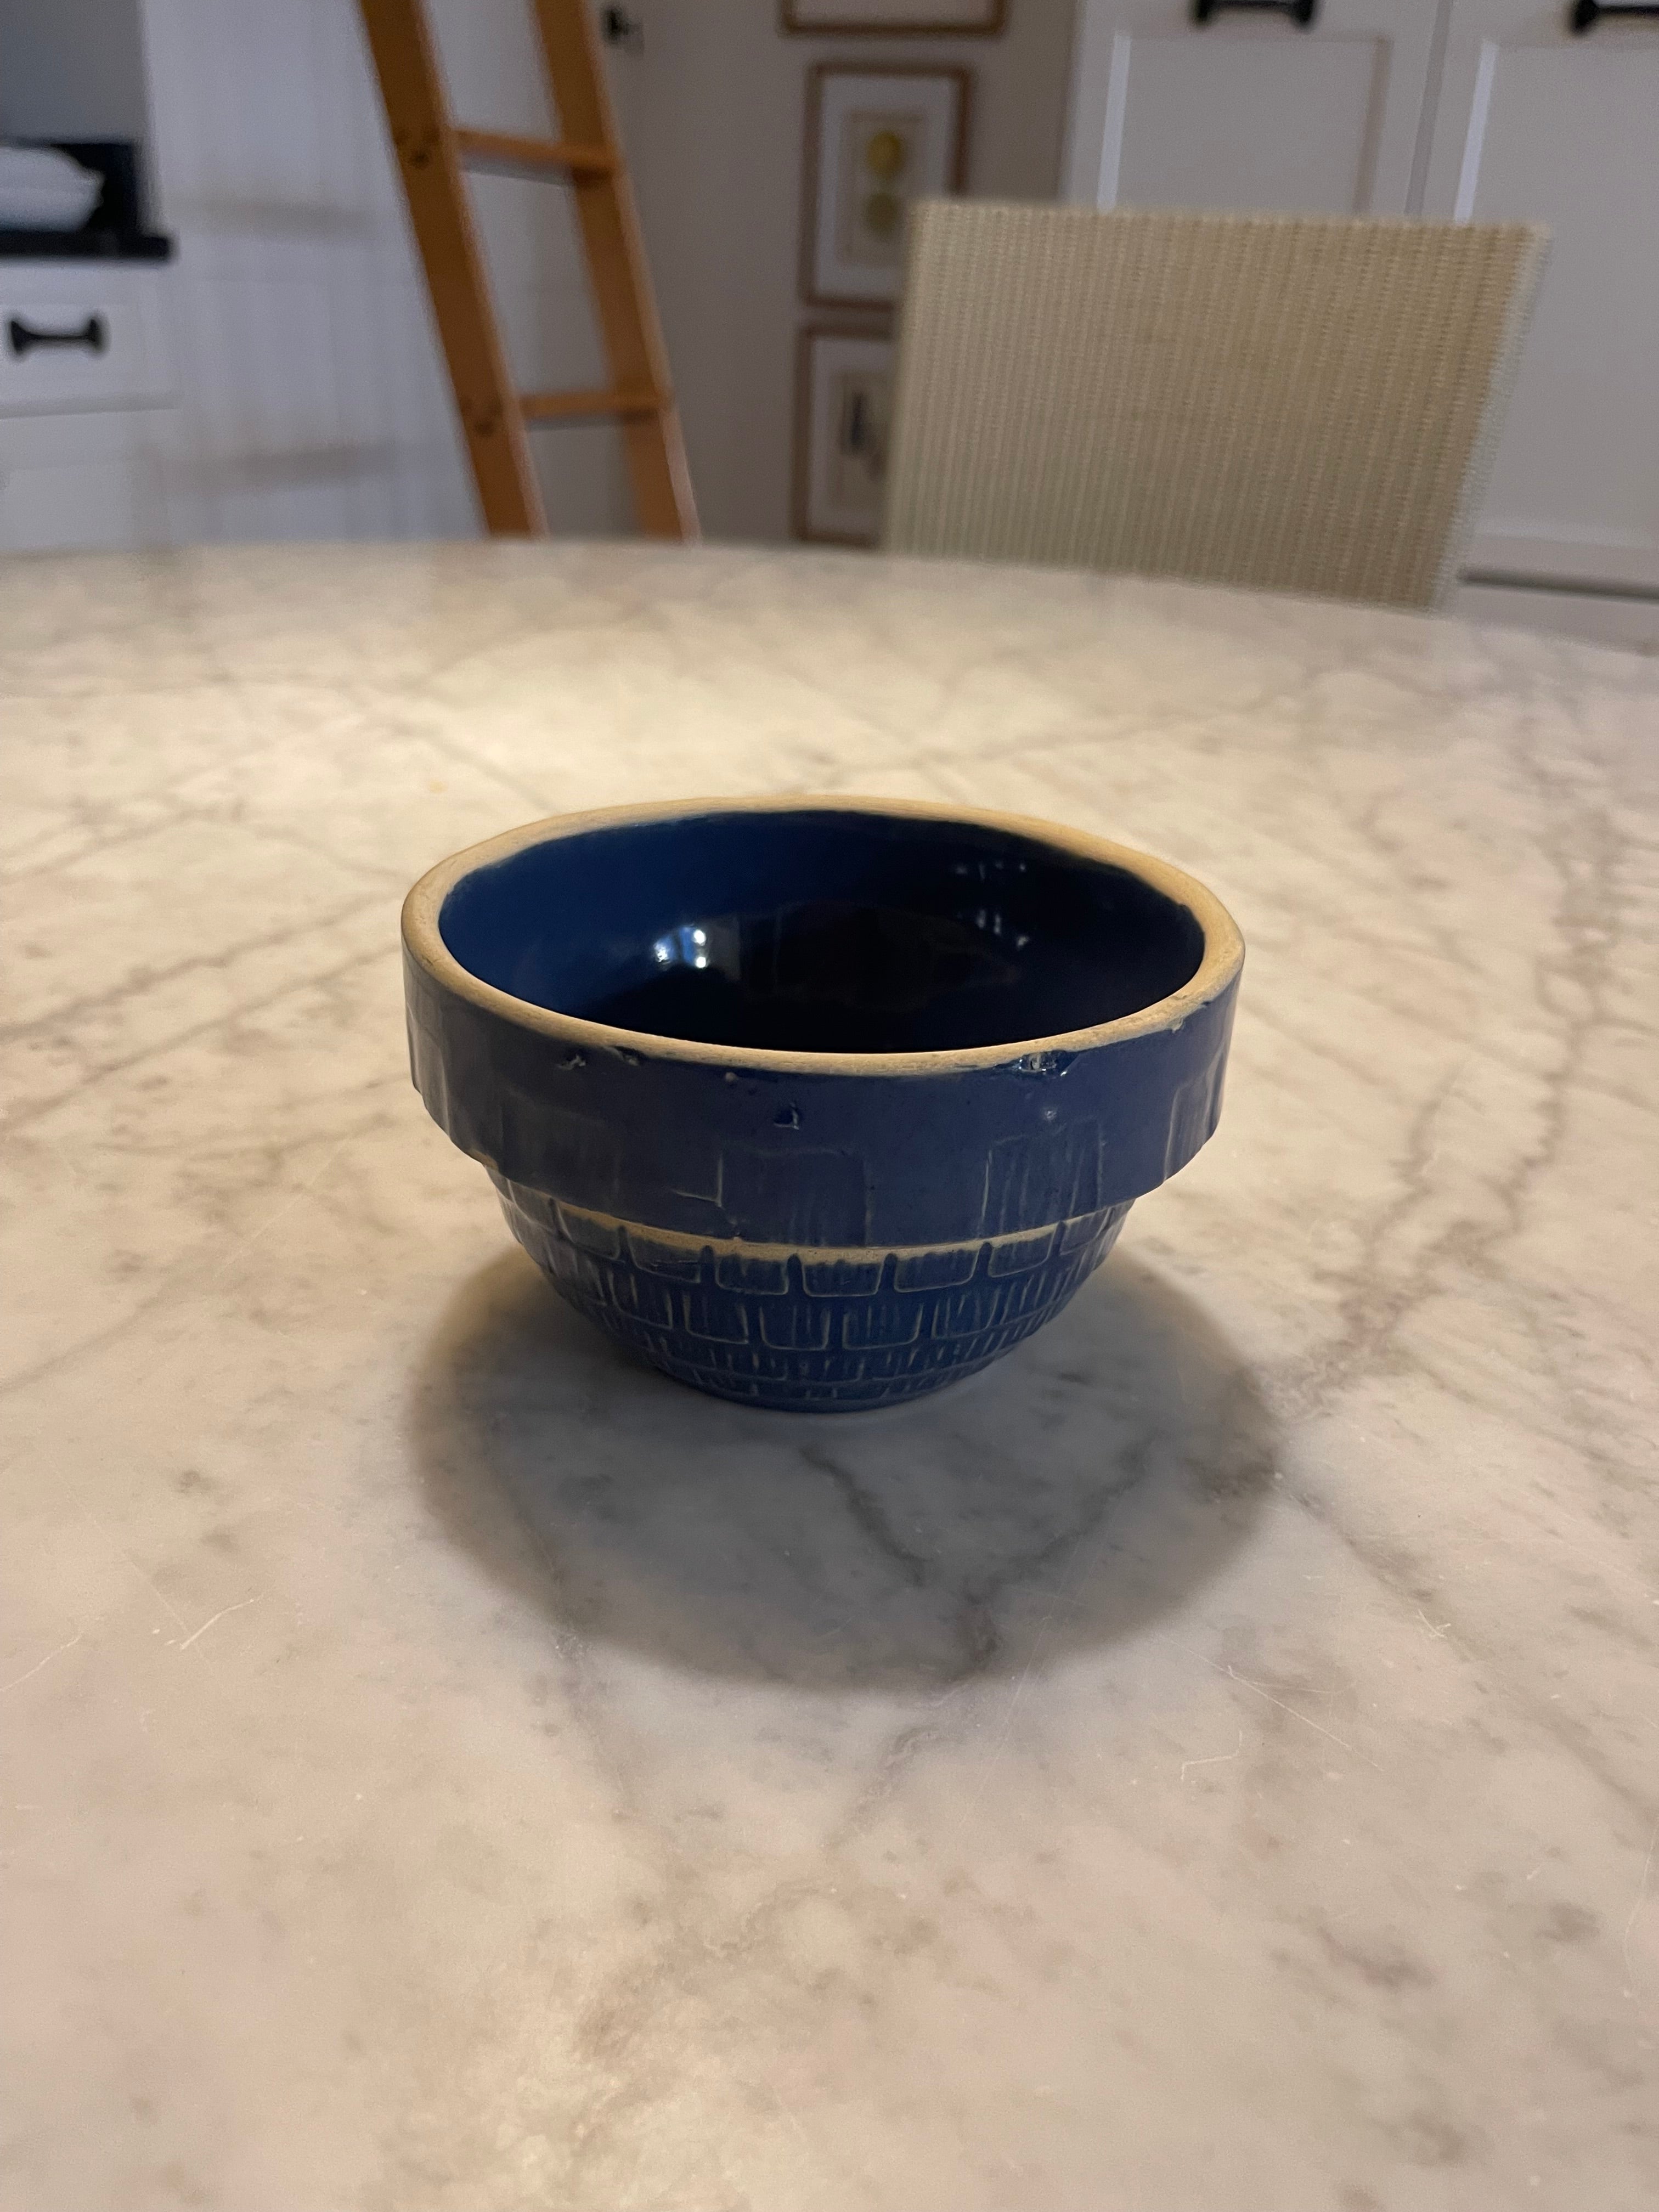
xmin=358 ymin=0 xmax=697 ymax=539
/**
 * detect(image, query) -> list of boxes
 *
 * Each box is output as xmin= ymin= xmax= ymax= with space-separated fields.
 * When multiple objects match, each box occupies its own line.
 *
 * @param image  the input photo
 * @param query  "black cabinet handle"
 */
xmin=5 ymin=314 xmax=108 ymax=360
xmin=1193 ymin=0 xmax=1319 ymax=24
xmin=1570 ymin=2 xmax=1659 ymax=28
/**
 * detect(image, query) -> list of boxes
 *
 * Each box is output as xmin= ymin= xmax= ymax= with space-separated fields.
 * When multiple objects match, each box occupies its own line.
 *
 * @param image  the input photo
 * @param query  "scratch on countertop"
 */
xmin=175 ymin=1595 xmax=261 ymax=1652
xmin=1181 ymin=1728 xmax=1244 ymax=1782
xmin=0 ymin=1630 xmax=82 ymax=1696
xmin=1217 ymin=1662 xmax=1381 ymax=1770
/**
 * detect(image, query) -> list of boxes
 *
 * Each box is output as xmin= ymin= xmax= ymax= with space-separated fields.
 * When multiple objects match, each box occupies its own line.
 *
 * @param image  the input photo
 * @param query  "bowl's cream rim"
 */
xmin=401 ymin=795 xmax=1244 ymax=1077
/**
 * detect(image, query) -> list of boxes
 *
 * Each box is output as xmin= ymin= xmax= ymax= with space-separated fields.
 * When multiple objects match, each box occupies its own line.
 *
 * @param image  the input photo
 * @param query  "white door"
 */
xmin=1420 ymin=0 xmax=1659 ymax=593
xmin=1063 ymin=0 xmax=1446 ymax=217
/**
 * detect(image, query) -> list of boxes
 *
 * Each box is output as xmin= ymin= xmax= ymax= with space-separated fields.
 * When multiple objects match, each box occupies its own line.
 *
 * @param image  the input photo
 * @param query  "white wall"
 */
xmin=137 ymin=0 xmax=472 ymax=541
xmin=614 ymin=0 xmax=1077 ymax=543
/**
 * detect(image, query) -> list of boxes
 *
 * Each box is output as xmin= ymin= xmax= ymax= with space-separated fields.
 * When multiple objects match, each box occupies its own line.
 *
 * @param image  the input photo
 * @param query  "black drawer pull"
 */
xmin=1193 ymin=0 xmax=1319 ymax=24
xmin=5 ymin=314 xmax=109 ymax=360
xmin=1570 ymin=1 xmax=1659 ymax=27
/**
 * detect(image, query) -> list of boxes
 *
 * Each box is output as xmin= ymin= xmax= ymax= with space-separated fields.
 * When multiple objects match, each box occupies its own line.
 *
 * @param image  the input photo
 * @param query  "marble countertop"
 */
xmin=3 ymin=542 xmax=1656 ymax=2212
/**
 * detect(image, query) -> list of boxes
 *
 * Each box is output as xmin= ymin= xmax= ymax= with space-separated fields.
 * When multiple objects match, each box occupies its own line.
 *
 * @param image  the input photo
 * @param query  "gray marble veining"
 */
xmin=2 ymin=542 xmax=1656 ymax=2211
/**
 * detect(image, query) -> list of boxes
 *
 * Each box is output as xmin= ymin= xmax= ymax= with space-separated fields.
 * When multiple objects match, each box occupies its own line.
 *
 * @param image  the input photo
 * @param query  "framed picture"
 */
xmin=782 ymin=1 xmax=1005 ymax=30
xmin=800 ymin=64 xmax=970 ymax=310
xmin=793 ymin=324 xmax=895 ymax=546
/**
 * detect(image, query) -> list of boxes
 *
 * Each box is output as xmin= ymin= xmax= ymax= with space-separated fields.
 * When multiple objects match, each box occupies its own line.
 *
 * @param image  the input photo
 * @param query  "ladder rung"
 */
xmin=453 ymin=127 xmax=616 ymax=178
xmin=520 ymin=385 xmax=665 ymax=422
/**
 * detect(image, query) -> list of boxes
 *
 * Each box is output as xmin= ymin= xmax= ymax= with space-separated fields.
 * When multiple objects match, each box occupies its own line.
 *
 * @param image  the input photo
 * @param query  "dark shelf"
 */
xmin=0 ymin=228 xmax=172 ymax=261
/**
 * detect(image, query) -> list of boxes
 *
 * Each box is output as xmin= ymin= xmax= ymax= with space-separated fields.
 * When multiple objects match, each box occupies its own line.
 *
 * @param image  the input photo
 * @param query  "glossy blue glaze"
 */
xmin=438 ymin=807 xmax=1206 ymax=1054
xmin=403 ymin=799 xmax=1244 ymax=1411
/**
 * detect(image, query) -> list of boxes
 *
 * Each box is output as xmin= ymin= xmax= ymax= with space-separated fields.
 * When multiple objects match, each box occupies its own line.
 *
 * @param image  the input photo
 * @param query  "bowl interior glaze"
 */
xmin=438 ymin=809 xmax=1205 ymax=1057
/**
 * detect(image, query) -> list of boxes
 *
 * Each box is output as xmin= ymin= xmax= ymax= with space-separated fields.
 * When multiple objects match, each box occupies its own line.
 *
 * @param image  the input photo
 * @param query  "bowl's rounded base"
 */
xmin=496 ymin=1180 xmax=1130 ymax=1412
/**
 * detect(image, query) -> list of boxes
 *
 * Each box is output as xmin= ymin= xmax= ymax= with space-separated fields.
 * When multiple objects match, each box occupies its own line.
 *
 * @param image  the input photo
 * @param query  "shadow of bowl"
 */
xmin=409 ymin=1245 xmax=1276 ymax=1692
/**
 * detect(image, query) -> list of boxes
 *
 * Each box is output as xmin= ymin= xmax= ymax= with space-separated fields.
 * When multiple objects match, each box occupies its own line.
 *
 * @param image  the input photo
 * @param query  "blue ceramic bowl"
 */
xmin=403 ymin=799 xmax=1243 ymax=1412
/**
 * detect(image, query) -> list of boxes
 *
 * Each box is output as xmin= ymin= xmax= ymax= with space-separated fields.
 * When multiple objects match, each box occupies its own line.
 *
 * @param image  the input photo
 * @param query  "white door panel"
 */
xmin=0 ymin=409 xmax=162 ymax=552
xmin=1064 ymin=0 xmax=1446 ymax=217
xmin=1421 ymin=2 xmax=1659 ymax=590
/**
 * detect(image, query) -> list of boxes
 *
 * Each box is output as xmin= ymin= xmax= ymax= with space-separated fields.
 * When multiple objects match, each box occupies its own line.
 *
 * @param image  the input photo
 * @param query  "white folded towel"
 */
xmin=0 ymin=144 xmax=104 ymax=230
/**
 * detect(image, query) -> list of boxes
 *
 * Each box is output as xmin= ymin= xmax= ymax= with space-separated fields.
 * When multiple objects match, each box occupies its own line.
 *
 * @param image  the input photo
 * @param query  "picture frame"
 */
xmin=781 ymin=1 xmax=1005 ymax=31
xmin=799 ymin=64 xmax=970 ymax=311
xmin=793 ymin=323 xmax=896 ymax=547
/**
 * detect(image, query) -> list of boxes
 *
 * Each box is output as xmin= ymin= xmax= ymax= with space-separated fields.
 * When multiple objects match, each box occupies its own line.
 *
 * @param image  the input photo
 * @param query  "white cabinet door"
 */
xmin=1420 ymin=1 xmax=1659 ymax=592
xmin=0 ymin=409 xmax=164 ymax=552
xmin=0 ymin=267 xmax=174 ymax=419
xmin=1063 ymin=0 xmax=1445 ymax=217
